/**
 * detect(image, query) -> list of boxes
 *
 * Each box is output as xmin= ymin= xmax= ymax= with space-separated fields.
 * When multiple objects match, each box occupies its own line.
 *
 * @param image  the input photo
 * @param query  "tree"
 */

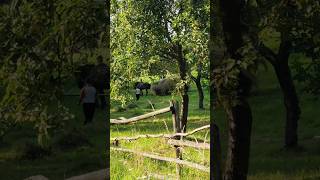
xmin=111 ymin=0 xmax=210 ymax=130
xmin=0 ymin=0 xmax=105 ymax=145
xmin=211 ymin=0 xmax=254 ymax=179
xmin=244 ymin=0 xmax=320 ymax=148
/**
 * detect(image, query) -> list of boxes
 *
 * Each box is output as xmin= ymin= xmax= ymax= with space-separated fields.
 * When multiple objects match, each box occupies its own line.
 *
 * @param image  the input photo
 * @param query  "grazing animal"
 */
xmin=134 ymin=82 xmax=151 ymax=96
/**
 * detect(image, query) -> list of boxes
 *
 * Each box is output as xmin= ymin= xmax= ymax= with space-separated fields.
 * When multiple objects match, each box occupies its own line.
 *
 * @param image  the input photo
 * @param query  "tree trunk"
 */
xmin=224 ymin=101 xmax=252 ymax=180
xmin=273 ymin=40 xmax=301 ymax=148
xmin=176 ymin=43 xmax=189 ymax=133
xmin=218 ymin=0 xmax=253 ymax=179
xmin=195 ymin=77 xmax=204 ymax=109
xmin=191 ymin=73 xmax=205 ymax=110
xmin=209 ymin=1 xmax=223 ymax=178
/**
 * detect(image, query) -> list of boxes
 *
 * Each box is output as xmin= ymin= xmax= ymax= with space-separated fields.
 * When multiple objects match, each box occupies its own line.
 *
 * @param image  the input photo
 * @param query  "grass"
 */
xmin=0 ymin=80 xmax=107 ymax=180
xmin=111 ymin=63 xmax=320 ymax=179
xmin=110 ymin=88 xmax=211 ymax=179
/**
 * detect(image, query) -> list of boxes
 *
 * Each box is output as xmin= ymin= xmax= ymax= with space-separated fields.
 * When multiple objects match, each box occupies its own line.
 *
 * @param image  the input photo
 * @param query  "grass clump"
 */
xmin=53 ymin=129 xmax=92 ymax=151
xmin=17 ymin=141 xmax=52 ymax=160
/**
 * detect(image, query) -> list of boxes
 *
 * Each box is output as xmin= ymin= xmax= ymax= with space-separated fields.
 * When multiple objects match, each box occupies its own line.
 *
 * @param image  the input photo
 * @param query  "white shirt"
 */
xmin=135 ymin=88 xmax=141 ymax=95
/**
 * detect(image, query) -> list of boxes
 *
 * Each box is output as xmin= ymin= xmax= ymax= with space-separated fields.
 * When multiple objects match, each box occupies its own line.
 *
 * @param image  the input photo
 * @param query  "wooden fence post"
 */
xmin=171 ymin=100 xmax=182 ymax=179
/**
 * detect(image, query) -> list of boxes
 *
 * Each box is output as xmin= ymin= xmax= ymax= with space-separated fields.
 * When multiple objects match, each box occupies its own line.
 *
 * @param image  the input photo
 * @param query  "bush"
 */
xmin=17 ymin=141 xmax=52 ymax=160
xmin=151 ymin=78 xmax=177 ymax=96
xmin=115 ymin=106 xmax=126 ymax=112
xmin=53 ymin=129 xmax=92 ymax=151
xmin=126 ymin=102 xmax=138 ymax=109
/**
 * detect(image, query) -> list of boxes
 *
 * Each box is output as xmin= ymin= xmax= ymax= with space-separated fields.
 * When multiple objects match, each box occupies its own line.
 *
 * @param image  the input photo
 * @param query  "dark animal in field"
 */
xmin=134 ymin=82 xmax=151 ymax=96
xmin=74 ymin=64 xmax=109 ymax=108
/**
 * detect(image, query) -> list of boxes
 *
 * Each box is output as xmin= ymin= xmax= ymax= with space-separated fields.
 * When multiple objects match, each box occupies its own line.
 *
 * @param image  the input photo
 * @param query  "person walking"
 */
xmin=135 ymin=87 xmax=141 ymax=101
xmin=79 ymin=81 xmax=97 ymax=125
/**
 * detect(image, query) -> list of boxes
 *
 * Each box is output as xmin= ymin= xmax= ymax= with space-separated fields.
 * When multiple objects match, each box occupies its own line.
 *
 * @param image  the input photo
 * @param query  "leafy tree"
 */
xmin=242 ymin=0 xmax=320 ymax=148
xmin=210 ymin=0 xmax=255 ymax=179
xmin=111 ymin=0 xmax=210 ymax=129
xmin=0 ymin=0 xmax=105 ymax=146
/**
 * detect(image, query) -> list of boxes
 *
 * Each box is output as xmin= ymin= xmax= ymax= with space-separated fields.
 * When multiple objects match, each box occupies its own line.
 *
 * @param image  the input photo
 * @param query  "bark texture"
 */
xmin=218 ymin=0 xmax=253 ymax=179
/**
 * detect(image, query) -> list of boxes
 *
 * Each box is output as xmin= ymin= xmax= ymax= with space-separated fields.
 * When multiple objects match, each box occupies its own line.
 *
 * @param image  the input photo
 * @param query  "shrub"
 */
xmin=17 ymin=141 xmax=52 ymax=160
xmin=115 ymin=106 xmax=126 ymax=112
xmin=53 ymin=129 xmax=92 ymax=151
xmin=126 ymin=102 xmax=138 ymax=109
xmin=151 ymin=78 xmax=177 ymax=96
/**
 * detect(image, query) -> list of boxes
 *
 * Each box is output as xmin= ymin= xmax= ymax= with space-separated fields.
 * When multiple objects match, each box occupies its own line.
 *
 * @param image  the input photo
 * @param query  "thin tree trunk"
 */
xmin=195 ymin=78 xmax=204 ymax=109
xmin=218 ymin=0 xmax=253 ymax=179
xmin=191 ymin=74 xmax=205 ymax=110
xmin=176 ymin=43 xmax=189 ymax=133
xmin=273 ymin=40 xmax=300 ymax=148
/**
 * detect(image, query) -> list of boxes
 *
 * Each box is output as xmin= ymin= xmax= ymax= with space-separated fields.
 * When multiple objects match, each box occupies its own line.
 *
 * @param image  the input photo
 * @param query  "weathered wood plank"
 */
xmin=111 ymin=124 xmax=210 ymax=142
xmin=111 ymin=147 xmax=210 ymax=172
xmin=110 ymin=106 xmax=172 ymax=124
xmin=167 ymin=139 xmax=210 ymax=150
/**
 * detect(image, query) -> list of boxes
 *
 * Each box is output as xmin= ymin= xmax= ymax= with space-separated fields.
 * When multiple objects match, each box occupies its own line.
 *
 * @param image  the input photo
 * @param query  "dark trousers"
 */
xmin=136 ymin=94 xmax=140 ymax=100
xmin=83 ymin=103 xmax=95 ymax=124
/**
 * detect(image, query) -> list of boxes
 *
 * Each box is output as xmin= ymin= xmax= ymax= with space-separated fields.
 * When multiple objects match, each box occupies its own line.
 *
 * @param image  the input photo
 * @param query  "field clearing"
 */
xmin=0 ymin=80 xmax=107 ymax=180
xmin=110 ymin=88 xmax=211 ymax=179
xmin=111 ymin=64 xmax=320 ymax=179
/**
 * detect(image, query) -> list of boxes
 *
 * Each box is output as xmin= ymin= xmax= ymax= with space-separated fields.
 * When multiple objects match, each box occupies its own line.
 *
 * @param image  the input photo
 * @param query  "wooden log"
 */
xmin=137 ymin=173 xmax=176 ymax=180
xmin=110 ymin=106 xmax=172 ymax=124
xmin=167 ymin=139 xmax=210 ymax=150
xmin=111 ymin=147 xmax=210 ymax=173
xmin=110 ymin=124 xmax=210 ymax=142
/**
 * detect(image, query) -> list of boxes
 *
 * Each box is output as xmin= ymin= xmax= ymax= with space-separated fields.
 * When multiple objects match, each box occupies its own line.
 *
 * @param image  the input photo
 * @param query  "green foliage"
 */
xmin=0 ymin=0 xmax=105 ymax=146
xmin=257 ymin=0 xmax=320 ymax=95
xmin=111 ymin=0 xmax=209 ymax=105
xmin=292 ymin=55 xmax=320 ymax=95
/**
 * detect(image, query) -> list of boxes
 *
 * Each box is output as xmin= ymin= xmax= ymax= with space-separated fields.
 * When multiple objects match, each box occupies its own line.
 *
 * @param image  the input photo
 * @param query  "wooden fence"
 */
xmin=110 ymin=100 xmax=210 ymax=179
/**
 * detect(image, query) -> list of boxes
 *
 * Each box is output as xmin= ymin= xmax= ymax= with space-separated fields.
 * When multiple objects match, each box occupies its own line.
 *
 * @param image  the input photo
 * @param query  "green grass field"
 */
xmin=110 ymin=87 xmax=211 ymax=179
xmin=111 ymin=64 xmax=320 ymax=179
xmin=0 ymin=80 xmax=107 ymax=180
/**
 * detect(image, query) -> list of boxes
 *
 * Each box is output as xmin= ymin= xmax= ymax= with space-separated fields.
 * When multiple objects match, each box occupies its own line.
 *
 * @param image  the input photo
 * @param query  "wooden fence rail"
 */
xmin=110 ymin=100 xmax=210 ymax=179
xmin=110 ymin=106 xmax=172 ymax=124
xmin=111 ymin=124 xmax=210 ymax=142
xmin=111 ymin=147 xmax=210 ymax=173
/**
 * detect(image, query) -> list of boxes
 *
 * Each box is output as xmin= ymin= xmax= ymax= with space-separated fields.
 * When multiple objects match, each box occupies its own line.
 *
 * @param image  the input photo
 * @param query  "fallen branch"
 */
xmin=110 ymin=106 xmax=172 ymax=124
xmin=167 ymin=139 xmax=210 ymax=150
xmin=111 ymin=124 xmax=210 ymax=142
xmin=111 ymin=147 xmax=209 ymax=172
xmin=137 ymin=173 xmax=176 ymax=180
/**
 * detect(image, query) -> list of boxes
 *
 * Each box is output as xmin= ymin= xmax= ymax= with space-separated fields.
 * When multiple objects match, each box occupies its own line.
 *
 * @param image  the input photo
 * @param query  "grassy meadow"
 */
xmin=110 ymin=86 xmax=211 ymax=179
xmin=110 ymin=63 xmax=320 ymax=179
xmin=0 ymin=79 xmax=107 ymax=180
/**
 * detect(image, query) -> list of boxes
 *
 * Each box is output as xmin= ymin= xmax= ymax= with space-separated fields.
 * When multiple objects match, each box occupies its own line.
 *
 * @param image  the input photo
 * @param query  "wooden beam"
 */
xmin=110 ymin=106 xmax=172 ymax=124
xmin=167 ymin=139 xmax=210 ymax=150
xmin=111 ymin=147 xmax=209 ymax=173
xmin=111 ymin=125 xmax=210 ymax=142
